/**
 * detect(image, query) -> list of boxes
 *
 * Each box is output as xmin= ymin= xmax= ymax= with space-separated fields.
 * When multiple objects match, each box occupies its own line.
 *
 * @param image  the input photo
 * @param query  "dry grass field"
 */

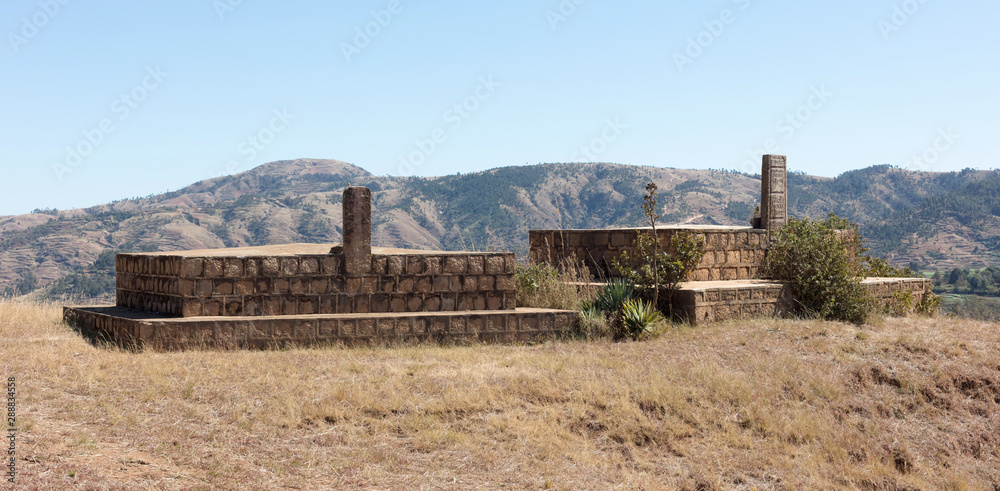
xmin=2 ymin=301 xmax=999 ymax=490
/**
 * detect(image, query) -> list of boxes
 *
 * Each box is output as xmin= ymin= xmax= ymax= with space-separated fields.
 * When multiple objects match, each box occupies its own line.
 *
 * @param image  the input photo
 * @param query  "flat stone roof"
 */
xmin=124 ymin=244 xmax=502 ymax=258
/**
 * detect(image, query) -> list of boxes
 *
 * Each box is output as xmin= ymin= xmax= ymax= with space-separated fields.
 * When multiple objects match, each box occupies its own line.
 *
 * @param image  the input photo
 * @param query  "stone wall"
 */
xmin=529 ymin=227 xmax=768 ymax=282
xmin=673 ymin=277 xmax=933 ymax=325
xmin=116 ymin=249 xmax=516 ymax=318
xmin=64 ymin=306 xmax=576 ymax=350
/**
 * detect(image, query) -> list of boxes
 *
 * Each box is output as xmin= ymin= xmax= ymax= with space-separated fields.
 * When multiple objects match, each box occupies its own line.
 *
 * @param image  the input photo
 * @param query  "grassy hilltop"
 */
xmin=3 ymin=301 xmax=999 ymax=489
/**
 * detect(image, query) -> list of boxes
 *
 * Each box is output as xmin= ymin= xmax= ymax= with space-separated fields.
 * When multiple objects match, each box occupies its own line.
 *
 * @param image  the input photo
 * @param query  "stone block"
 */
xmin=235 ymin=280 xmax=254 ymax=296
xmin=224 ymin=258 xmax=244 ymax=277
xmin=262 ymin=257 xmax=280 ymax=276
xmin=425 ymin=295 xmax=442 ymax=311
xmin=280 ymin=258 xmax=299 ymax=277
xmin=425 ymin=257 xmax=442 ymax=275
xmin=468 ymin=256 xmax=484 ymax=275
xmin=298 ymin=297 xmax=318 ymax=315
xmin=485 ymin=256 xmax=505 ymax=275
xmin=388 ymin=256 xmax=404 ymax=275
xmin=479 ymin=276 xmax=495 ymax=291
xmin=390 ymin=296 xmax=406 ymax=312
xmin=181 ymin=258 xmax=204 ymax=277
xmin=214 ymin=280 xmax=233 ymax=296
xmin=225 ymin=298 xmax=242 ymax=316
xmin=370 ymin=256 xmax=387 ymax=275
xmin=204 ymin=259 xmax=224 ymax=278
xmin=433 ymin=276 xmax=450 ymax=292
xmin=407 ymin=296 xmax=423 ymax=312
xmin=444 ymin=256 xmax=468 ymax=274
xmin=398 ymin=277 xmax=414 ymax=292
xmin=204 ymin=300 xmax=222 ymax=317
xmin=310 ymin=278 xmax=329 ymax=295
xmin=406 ymin=256 xmax=424 ymax=275
xmin=322 ymin=256 xmax=341 ymax=275
xmin=371 ymin=294 xmax=389 ymax=312
xmin=263 ymin=298 xmax=281 ymax=316
xmin=414 ymin=278 xmax=431 ymax=293
xmin=290 ymin=278 xmax=307 ymax=295
xmin=300 ymin=257 xmax=319 ymax=275
xmin=245 ymin=258 xmax=259 ymax=277
xmin=182 ymin=299 xmax=202 ymax=317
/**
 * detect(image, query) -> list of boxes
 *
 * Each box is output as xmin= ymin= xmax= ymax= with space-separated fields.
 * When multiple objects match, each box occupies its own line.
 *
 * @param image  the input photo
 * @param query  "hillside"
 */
xmin=2 ymin=158 xmax=999 ymax=298
xmin=4 ymin=301 xmax=999 ymax=489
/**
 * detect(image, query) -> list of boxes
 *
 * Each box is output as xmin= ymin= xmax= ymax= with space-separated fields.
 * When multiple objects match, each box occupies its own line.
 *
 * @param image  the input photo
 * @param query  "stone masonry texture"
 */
xmin=115 ymin=250 xmax=517 ymax=318
xmin=529 ymin=227 xmax=768 ymax=282
xmin=343 ymin=186 xmax=373 ymax=275
xmin=761 ymin=154 xmax=788 ymax=233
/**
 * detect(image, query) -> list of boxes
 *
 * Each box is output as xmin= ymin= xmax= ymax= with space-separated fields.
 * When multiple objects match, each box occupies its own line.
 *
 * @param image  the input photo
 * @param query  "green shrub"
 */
xmin=763 ymin=214 xmax=873 ymax=324
xmin=620 ymin=299 xmax=663 ymax=339
xmin=611 ymin=232 xmax=705 ymax=317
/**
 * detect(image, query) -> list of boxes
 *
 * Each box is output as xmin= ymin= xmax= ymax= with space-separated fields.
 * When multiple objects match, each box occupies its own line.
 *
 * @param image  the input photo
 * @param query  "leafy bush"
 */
xmin=763 ymin=214 xmax=893 ymax=324
xmin=611 ymin=232 xmax=705 ymax=317
xmin=620 ymin=299 xmax=663 ymax=339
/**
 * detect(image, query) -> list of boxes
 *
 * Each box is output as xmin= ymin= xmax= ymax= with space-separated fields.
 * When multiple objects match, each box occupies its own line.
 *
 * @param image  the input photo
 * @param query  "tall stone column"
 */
xmin=761 ymin=155 xmax=787 ymax=234
xmin=343 ymin=187 xmax=372 ymax=275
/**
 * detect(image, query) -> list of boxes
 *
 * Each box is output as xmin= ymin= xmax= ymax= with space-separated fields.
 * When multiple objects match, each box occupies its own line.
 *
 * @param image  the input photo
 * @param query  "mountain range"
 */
xmin=3 ymin=158 xmax=999 ymax=299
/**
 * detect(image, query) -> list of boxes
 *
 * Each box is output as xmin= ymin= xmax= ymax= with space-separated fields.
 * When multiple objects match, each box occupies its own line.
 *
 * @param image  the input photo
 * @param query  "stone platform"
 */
xmin=673 ymin=277 xmax=933 ymax=325
xmin=63 ymin=186 xmax=578 ymax=351
xmin=64 ymin=306 xmax=577 ymax=350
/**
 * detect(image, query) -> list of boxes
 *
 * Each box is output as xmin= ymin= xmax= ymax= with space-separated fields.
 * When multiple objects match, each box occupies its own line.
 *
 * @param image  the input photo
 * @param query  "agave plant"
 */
xmin=594 ymin=279 xmax=634 ymax=314
xmin=620 ymin=298 xmax=663 ymax=339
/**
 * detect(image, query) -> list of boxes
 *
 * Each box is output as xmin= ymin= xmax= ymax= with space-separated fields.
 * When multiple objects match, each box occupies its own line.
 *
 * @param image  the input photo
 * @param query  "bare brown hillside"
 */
xmin=2 ymin=159 xmax=999 ymax=297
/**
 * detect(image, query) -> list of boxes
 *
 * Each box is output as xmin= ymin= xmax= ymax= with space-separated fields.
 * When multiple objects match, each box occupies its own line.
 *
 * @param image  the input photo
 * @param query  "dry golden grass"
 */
xmin=2 ymin=300 xmax=999 ymax=490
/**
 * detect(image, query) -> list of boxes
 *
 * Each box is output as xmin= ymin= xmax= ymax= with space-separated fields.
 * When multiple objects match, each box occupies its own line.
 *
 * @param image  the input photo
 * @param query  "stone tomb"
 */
xmin=529 ymin=155 xmax=933 ymax=324
xmin=64 ymin=187 xmax=576 ymax=349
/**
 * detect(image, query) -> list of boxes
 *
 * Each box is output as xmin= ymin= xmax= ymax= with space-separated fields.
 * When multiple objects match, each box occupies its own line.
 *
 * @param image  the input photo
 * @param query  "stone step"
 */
xmin=674 ymin=277 xmax=933 ymax=324
xmin=64 ymin=306 xmax=579 ymax=350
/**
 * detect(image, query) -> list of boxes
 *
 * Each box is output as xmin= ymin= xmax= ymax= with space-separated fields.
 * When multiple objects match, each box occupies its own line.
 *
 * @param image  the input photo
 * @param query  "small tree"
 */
xmin=612 ymin=232 xmax=705 ymax=319
xmin=642 ymin=182 xmax=660 ymax=308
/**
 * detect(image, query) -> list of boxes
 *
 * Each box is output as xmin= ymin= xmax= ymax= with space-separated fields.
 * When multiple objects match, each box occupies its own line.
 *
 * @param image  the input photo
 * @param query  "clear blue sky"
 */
xmin=1 ymin=1 xmax=997 ymax=216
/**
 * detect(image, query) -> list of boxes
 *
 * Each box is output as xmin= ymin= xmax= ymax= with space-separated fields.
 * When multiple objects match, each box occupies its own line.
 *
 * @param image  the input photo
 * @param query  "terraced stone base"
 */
xmin=674 ymin=277 xmax=933 ymax=325
xmin=64 ymin=306 xmax=579 ymax=350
